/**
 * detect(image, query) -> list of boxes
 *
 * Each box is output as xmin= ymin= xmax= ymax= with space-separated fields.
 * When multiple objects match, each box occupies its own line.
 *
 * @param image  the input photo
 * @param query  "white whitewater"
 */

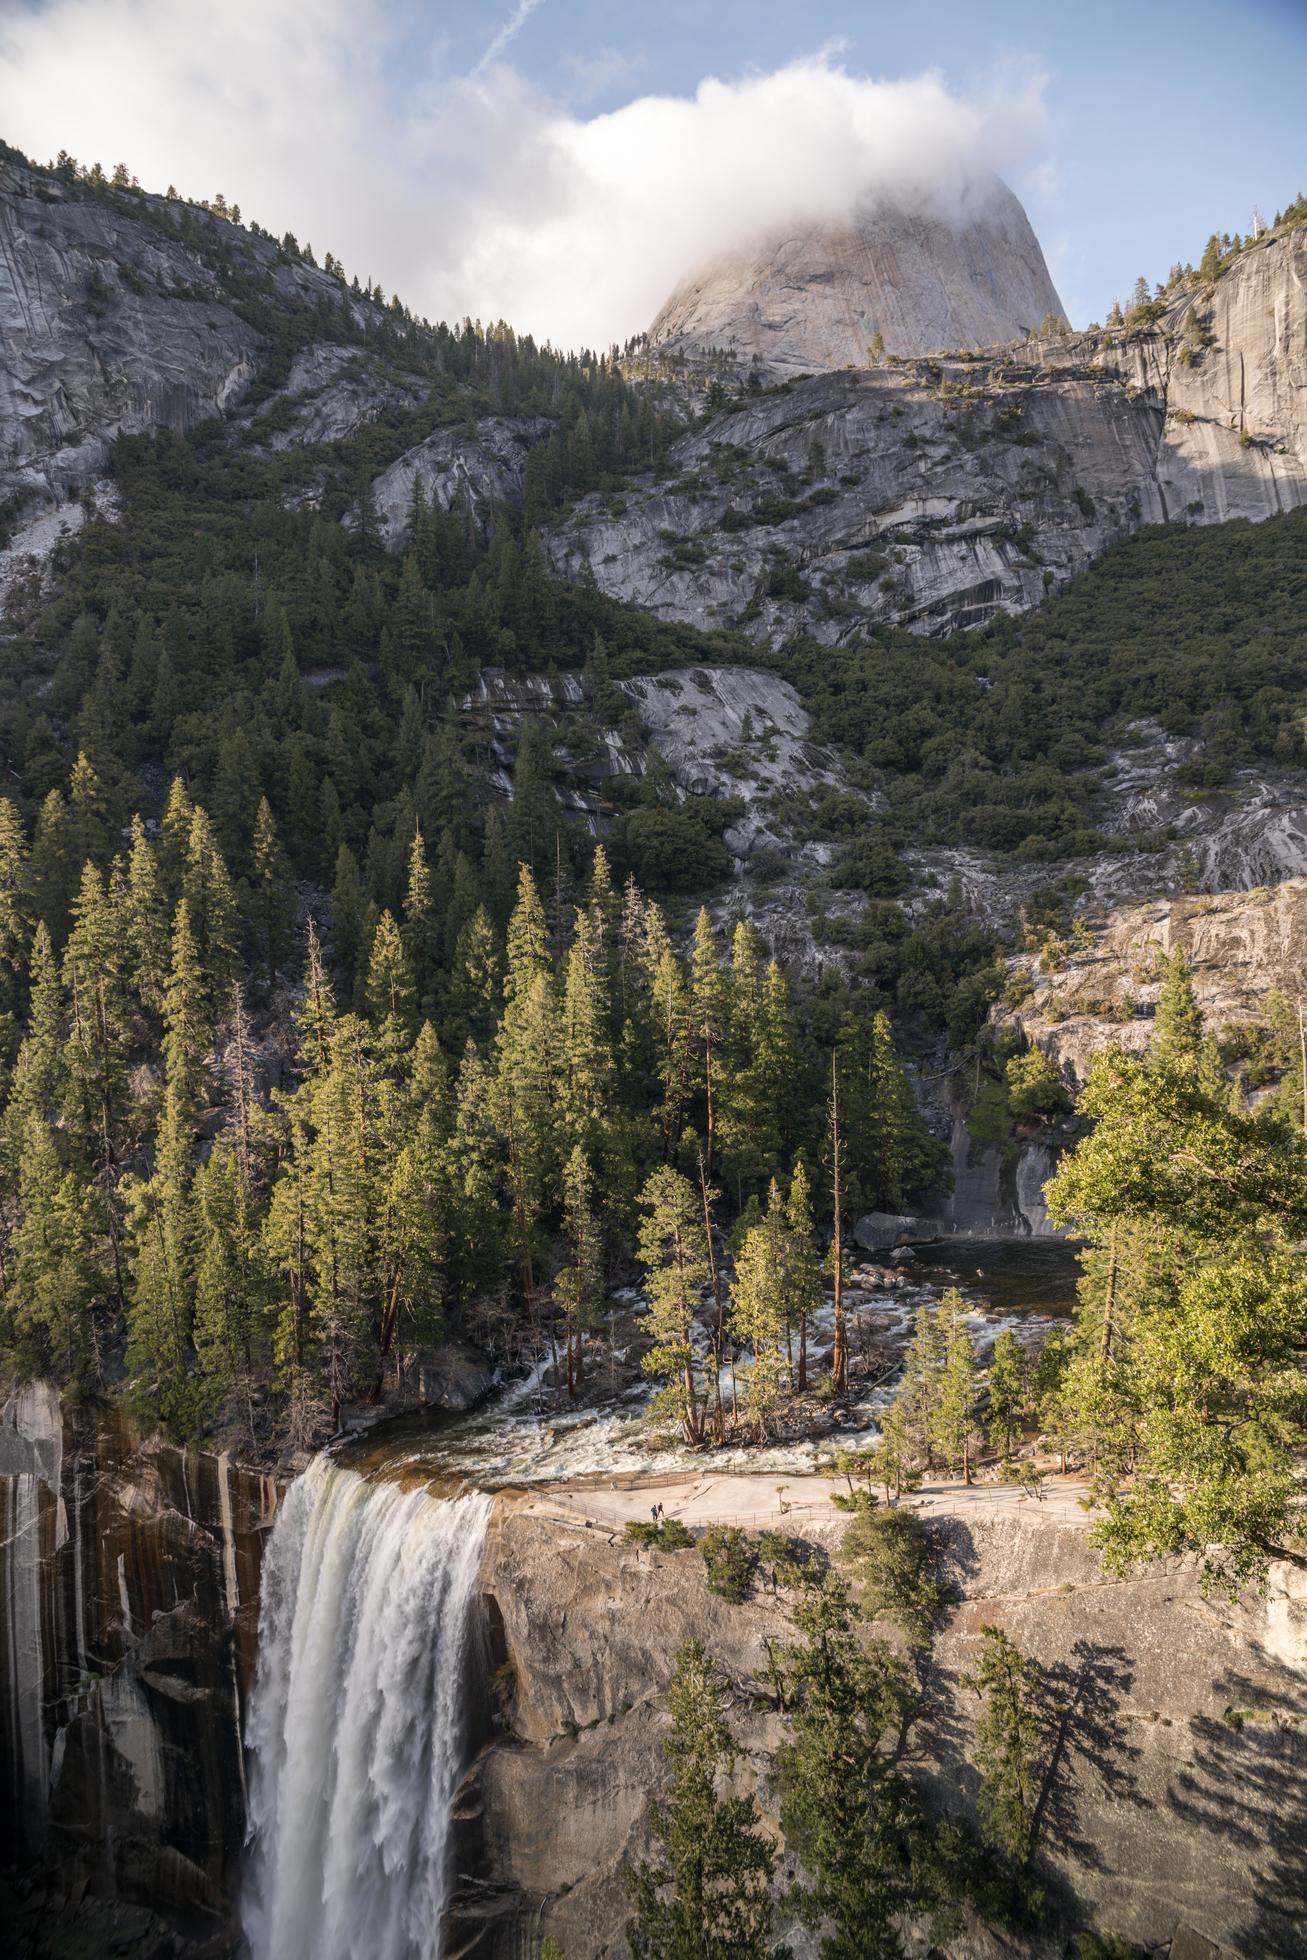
xmin=242 ymin=1457 xmax=491 ymax=1960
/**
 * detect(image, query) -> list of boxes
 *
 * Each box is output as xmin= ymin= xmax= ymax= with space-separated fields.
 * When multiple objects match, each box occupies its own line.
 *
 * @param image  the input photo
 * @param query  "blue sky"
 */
xmin=1 ymin=0 xmax=1304 ymax=339
xmin=435 ymin=0 xmax=1307 ymax=324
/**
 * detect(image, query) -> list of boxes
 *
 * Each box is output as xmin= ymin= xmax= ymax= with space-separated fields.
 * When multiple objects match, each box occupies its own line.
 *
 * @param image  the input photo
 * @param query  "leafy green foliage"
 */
xmin=773 ymin=1575 xmax=947 ymax=1956
xmin=1046 ymin=1018 xmax=1307 ymax=1590
xmin=699 ymin=1525 xmax=758 ymax=1604
xmin=839 ymin=1507 xmax=944 ymax=1648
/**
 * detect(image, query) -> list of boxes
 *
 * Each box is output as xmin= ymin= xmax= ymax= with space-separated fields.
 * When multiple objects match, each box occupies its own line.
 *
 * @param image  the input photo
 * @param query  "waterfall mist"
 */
xmin=242 ymin=1458 xmax=492 ymax=1960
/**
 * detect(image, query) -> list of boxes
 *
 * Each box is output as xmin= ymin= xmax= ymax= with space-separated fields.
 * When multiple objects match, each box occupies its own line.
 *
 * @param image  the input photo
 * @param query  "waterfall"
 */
xmin=242 ymin=1458 xmax=492 ymax=1960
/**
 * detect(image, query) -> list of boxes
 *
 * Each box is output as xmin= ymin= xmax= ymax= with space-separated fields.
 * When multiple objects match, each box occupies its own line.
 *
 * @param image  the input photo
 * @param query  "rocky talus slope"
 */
xmin=455 ymin=1498 xmax=1307 ymax=1959
xmin=552 ymin=222 xmax=1307 ymax=643
xmin=648 ymin=174 xmax=1065 ymax=373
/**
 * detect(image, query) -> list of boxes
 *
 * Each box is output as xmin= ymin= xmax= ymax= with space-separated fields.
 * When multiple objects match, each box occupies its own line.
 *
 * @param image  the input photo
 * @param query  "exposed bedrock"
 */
xmin=647 ymin=174 xmax=1066 ymax=373
xmin=457 ymin=1502 xmax=1307 ymax=1959
xmin=552 ymin=224 xmax=1307 ymax=643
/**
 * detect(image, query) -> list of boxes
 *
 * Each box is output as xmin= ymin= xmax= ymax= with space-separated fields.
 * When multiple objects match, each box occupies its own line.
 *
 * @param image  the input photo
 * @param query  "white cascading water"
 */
xmin=242 ymin=1457 xmax=492 ymax=1960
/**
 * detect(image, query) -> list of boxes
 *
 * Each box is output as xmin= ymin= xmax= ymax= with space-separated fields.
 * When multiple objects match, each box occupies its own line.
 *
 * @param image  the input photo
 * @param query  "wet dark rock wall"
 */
xmin=0 ymin=1382 xmax=280 ymax=1941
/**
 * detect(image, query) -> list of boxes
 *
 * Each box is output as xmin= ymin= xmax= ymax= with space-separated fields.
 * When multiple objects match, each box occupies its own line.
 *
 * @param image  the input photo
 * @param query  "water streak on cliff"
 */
xmin=242 ymin=1459 xmax=491 ymax=1960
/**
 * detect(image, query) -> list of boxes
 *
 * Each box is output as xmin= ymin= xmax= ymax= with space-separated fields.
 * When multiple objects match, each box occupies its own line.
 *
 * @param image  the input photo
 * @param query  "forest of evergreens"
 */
xmin=0 ymin=156 xmax=1304 ymax=1578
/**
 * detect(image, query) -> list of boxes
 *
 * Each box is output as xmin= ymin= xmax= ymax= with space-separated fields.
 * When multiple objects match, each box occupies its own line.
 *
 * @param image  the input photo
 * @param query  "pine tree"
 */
xmin=1154 ymin=950 xmax=1203 ymax=1059
xmin=625 ymin=1639 xmax=778 ymax=1960
xmin=126 ymin=814 xmax=169 ymax=1016
xmin=560 ymin=906 xmax=614 ymax=1161
xmin=1044 ymin=1038 xmax=1307 ymax=1588
xmin=495 ymin=874 xmax=559 ymax=1318
xmin=193 ymin=1137 xmax=272 ymax=1439
xmin=637 ymin=1167 xmax=710 ymax=1444
xmin=650 ymin=943 xmax=693 ymax=1163
xmin=250 ymin=795 xmax=294 ymax=988
xmin=784 ymin=1158 xmax=822 ymax=1394
xmin=731 ymin=1182 xmax=790 ymax=1438
xmin=402 ymin=827 xmax=440 ymax=1012
xmin=159 ymin=775 xmax=195 ymax=908
xmin=504 ymin=862 xmax=550 ymax=1001
xmin=124 ymin=902 xmax=211 ymax=1437
xmin=10 ymin=1115 xmax=106 ymax=1388
xmin=442 ymin=904 xmax=497 ymax=1046
xmin=182 ymin=806 xmax=240 ymax=1011
xmin=161 ymin=899 xmax=213 ymax=1132
xmin=211 ymin=721 xmax=262 ymax=866
xmin=3 ymin=922 xmax=63 ymax=1160
xmin=718 ymin=919 xmax=764 ymax=1197
xmin=61 ymin=862 xmax=130 ymax=1178
xmin=689 ymin=907 xmax=727 ymax=1174
xmin=986 ymin=1329 xmax=1027 ymax=1460
xmin=932 ymin=1289 xmax=978 ymax=1482
xmin=0 ymin=798 xmax=28 ymax=1054
xmin=29 ymin=788 xmax=75 ymax=937
xmin=966 ymin=1626 xmax=1045 ymax=1876
xmin=262 ymin=1109 xmax=319 ymax=1447
xmin=774 ymin=1574 xmax=925 ymax=1955
xmin=65 ymin=750 xmax=110 ymax=873
xmin=373 ymin=1131 xmax=445 ymax=1402
xmin=304 ymin=1016 xmax=380 ymax=1420
xmin=864 ymin=1010 xmax=931 ymax=1213
xmin=755 ymin=960 xmax=796 ymax=1171
xmin=894 ymin=1297 xmax=945 ymax=1472
xmin=828 ymin=1049 xmax=847 ymax=1392
xmin=441 ymin=1043 xmax=506 ymax=1302
xmin=556 ymin=1145 xmax=604 ymax=1395
xmin=365 ymin=909 xmax=418 ymax=1067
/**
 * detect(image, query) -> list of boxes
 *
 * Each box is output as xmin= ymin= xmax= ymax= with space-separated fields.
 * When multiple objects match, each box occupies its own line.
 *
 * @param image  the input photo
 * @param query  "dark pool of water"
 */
xmin=907 ymin=1237 xmax=1083 ymax=1317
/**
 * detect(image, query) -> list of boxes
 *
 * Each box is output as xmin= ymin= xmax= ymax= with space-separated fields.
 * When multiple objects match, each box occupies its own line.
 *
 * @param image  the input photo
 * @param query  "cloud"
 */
xmin=560 ymin=47 xmax=635 ymax=103
xmin=470 ymin=0 xmax=548 ymax=81
xmin=0 ymin=1 xmax=1052 ymax=349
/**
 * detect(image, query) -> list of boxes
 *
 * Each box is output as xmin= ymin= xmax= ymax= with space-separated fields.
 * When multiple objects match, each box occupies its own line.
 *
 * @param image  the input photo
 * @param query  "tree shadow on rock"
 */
xmin=1168 ymin=1665 xmax=1307 ymax=1960
xmin=1031 ymin=1640 xmax=1150 ymax=1892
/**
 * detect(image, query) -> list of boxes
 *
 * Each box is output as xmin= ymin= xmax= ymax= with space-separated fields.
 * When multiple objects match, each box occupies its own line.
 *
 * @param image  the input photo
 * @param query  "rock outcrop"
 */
xmin=552 ymin=223 xmax=1307 ymax=643
xmin=0 ymin=1383 xmax=279 ymax=1939
xmin=1001 ymin=877 xmax=1307 ymax=1084
xmin=458 ymin=1499 xmax=1307 ymax=1958
xmin=369 ymin=415 xmax=549 ymax=550
xmin=648 ymin=175 xmax=1065 ymax=373
xmin=0 ymin=161 xmax=257 ymax=509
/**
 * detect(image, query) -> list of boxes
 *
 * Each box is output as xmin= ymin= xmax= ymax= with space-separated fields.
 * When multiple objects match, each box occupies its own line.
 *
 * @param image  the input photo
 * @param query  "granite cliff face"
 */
xmin=457 ymin=1499 xmax=1307 ymax=1958
xmin=1000 ymin=877 xmax=1307 ymax=1085
xmin=552 ymin=222 xmax=1307 ymax=643
xmin=0 ymin=158 xmax=385 ymax=511
xmin=0 ymin=1382 xmax=278 ymax=1945
xmin=5 ymin=151 xmax=1303 ymax=653
xmin=648 ymin=175 xmax=1065 ymax=373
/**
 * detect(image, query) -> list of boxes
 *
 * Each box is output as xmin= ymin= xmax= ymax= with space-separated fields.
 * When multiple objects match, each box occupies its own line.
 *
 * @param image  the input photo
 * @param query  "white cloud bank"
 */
xmin=0 ymin=0 xmax=1052 ymax=348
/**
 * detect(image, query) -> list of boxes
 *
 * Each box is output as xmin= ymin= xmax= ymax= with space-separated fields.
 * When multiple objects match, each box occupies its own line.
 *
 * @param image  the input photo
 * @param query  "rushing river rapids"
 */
xmin=242 ymin=1460 xmax=491 ymax=1960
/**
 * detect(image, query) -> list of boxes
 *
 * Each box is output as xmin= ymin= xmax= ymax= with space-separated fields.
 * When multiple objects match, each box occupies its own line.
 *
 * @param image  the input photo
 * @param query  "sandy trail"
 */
xmin=515 ymin=1470 xmax=1094 ymax=1535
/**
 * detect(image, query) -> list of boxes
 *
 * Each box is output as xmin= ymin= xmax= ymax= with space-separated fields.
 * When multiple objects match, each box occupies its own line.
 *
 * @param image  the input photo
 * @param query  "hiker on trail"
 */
xmin=655 ymin=1502 xmax=665 ymax=1520
xmin=650 ymin=1505 xmax=658 ymax=1524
